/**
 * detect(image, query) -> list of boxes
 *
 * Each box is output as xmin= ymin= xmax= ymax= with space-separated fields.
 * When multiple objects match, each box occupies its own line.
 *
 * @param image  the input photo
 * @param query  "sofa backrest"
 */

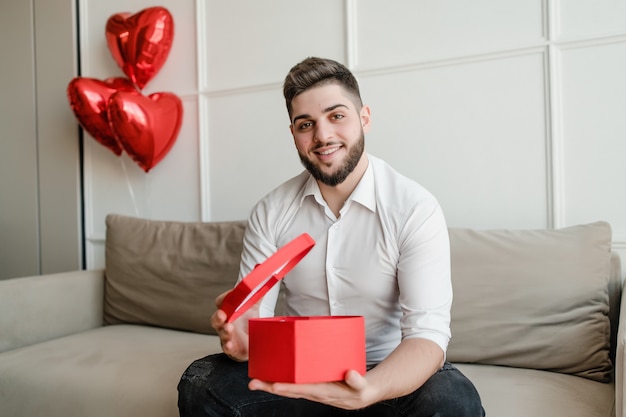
xmin=104 ymin=215 xmax=247 ymax=336
xmin=446 ymin=221 xmax=618 ymax=383
xmin=103 ymin=215 xmax=620 ymax=382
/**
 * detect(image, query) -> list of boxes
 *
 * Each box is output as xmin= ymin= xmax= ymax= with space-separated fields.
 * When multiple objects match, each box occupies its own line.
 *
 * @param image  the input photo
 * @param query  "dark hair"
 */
xmin=283 ymin=57 xmax=363 ymax=119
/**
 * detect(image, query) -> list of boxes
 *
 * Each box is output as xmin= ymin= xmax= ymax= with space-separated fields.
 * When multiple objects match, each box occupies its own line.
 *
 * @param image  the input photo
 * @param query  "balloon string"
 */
xmin=144 ymin=171 xmax=152 ymax=218
xmin=120 ymin=156 xmax=140 ymax=217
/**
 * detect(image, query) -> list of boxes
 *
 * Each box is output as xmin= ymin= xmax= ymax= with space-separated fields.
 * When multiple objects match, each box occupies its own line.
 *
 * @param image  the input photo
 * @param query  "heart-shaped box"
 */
xmin=221 ymin=234 xmax=366 ymax=383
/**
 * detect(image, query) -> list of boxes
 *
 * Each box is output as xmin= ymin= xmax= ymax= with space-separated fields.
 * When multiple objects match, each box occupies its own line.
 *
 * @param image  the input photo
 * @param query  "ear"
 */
xmin=360 ymin=105 xmax=372 ymax=133
xmin=289 ymin=124 xmax=297 ymax=147
xmin=289 ymin=124 xmax=298 ymax=147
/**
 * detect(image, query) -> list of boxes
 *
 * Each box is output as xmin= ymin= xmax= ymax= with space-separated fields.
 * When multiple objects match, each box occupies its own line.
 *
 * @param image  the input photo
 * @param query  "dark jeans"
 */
xmin=178 ymin=354 xmax=485 ymax=417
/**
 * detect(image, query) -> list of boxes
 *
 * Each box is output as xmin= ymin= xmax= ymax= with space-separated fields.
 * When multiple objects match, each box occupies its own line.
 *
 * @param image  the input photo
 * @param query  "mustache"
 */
xmin=313 ymin=141 xmax=341 ymax=150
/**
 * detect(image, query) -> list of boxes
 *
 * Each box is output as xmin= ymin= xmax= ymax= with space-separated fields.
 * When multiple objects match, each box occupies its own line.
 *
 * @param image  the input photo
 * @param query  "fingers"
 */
xmin=216 ymin=321 xmax=247 ymax=361
xmin=248 ymin=380 xmax=299 ymax=398
xmin=213 ymin=311 xmax=234 ymax=347
xmin=211 ymin=303 xmax=249 ymax=361
xmin=344 ymin=369 xmax=367 ymax=391
xmin=211 ymin=308 xmax=227 ymax=329
xmin=248 ymin=379 xmax=269 ymax=392
xmin=215 ymin=289 xmax=232 ymax=308
xmin=211 ymin=306 xmax=234 ymax=350
xmin=212 ymin=289 xmax=233 ymax=332
xmin=214 ymin=288 xmax=258 ymax=362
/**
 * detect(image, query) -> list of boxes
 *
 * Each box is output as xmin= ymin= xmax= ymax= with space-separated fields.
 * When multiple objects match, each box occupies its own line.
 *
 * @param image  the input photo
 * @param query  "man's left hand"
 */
xmin=248 ymin=369 xmax=376 ymax=410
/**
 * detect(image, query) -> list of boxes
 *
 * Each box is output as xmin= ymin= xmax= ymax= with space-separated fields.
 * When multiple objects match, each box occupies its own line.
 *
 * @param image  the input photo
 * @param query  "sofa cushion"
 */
xmin=0 ymin=325 xmax=221 ymax=417
xmin=454 ymin=363 xmax=615 ymax=417
xmin=447 ymin=222 xmax=613 ymax=382
xmin=104 ymin=214 xmax=246 ymax=335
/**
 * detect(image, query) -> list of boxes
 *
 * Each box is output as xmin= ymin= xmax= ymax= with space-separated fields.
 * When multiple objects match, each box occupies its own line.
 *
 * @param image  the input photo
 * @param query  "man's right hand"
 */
xmin=211 ymin=290 xmax=259 ymax=362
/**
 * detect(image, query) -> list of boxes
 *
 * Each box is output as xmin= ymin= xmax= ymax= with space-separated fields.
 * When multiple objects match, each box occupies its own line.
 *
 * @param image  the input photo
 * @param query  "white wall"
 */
xmin=0 ymin=0 xmax=82 ymax=280
xmin=80 ymin=0 xmax=626 ymax=271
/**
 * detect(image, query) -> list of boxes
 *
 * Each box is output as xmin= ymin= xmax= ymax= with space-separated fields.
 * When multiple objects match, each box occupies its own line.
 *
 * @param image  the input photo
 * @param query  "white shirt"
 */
xmin=238 ymin=154 xmax=452 ymax=366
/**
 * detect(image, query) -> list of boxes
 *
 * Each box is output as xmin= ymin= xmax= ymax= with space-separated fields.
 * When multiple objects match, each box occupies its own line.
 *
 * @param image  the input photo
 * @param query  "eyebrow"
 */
xmin=292 ymin=103 xmax=349 ymax=124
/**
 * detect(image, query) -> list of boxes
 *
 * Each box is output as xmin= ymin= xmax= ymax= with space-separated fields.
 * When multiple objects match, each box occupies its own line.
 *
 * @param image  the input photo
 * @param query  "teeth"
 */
xmin=319 ymin=147 xmax=339 ymax=155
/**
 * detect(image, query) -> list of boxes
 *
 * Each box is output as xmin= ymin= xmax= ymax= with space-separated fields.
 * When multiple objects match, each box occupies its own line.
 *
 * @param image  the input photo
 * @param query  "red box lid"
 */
xmin=221 ymin=233 xmax=315 ymax=322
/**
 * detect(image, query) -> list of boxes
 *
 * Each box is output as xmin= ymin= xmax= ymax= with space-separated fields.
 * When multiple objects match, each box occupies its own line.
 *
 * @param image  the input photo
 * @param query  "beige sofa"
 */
xmin=0 ymin=215 xmax=623 ymax=417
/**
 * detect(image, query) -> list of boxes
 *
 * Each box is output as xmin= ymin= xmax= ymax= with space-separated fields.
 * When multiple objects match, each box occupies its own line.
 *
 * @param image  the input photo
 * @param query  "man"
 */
xmin=178 ymin=57 xmax=484 ymax=416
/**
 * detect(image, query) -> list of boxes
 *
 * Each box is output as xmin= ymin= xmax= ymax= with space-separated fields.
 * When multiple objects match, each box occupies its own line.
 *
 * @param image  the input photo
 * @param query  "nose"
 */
xmin=313 ymin=120 xmax=332 ymax=143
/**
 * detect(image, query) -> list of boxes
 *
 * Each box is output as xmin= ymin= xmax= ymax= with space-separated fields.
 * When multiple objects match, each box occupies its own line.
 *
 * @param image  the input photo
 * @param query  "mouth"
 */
xmin=314 ymin=145 xmax=342 ymax=159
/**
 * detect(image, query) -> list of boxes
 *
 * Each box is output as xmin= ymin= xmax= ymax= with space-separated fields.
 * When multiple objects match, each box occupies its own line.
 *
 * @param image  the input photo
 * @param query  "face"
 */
xmin=289 ymin=83 xmax=371 ymax=186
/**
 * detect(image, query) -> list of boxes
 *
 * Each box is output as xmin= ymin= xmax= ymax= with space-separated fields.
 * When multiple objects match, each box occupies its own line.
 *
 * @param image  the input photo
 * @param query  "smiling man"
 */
xmin=178 ymin=57 xmax=484 ymax=417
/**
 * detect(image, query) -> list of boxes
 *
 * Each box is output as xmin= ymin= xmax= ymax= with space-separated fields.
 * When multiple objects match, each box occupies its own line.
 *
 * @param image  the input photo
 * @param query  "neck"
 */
xmin=318 ymin=154 xmax=369 ymax=217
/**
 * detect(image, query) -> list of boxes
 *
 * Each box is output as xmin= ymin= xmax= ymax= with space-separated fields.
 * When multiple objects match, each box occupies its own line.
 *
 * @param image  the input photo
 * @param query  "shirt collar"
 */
xmin=349 ymin=158 xmax=376 ymax=212
xmin=300 ymin=155 xmax=377 ymax=213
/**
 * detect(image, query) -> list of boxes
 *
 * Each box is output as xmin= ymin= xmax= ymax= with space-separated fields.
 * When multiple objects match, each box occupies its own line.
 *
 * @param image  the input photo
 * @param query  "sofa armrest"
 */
xmin=614 ymin=252 xmax=625 ymax=416
xmin=0 ymin=269 xmax=105 ymax=353
xmin=617 ymin=302 xmax=626 ymax=417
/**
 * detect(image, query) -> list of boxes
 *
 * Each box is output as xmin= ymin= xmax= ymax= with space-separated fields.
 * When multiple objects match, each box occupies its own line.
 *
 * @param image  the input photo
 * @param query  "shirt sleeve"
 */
xmin=396 ymin=199 xmax=452 ymax=353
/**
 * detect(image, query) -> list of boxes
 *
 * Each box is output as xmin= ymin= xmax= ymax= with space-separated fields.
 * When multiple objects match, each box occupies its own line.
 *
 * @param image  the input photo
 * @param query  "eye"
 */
xmin=297 ymin=121 xmax=313 ymax=131
xmin=332 ymin=113 xmax=345 ymax=120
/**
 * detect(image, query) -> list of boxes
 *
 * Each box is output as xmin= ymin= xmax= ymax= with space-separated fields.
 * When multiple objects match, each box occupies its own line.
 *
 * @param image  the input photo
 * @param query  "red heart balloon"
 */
xmin=66 ymin=76 xmax=137 ymax=156
xmin=105 ymin=7 xmax=174 ymax=90
xmin=107 ymin=91 xmax=183 ymax=172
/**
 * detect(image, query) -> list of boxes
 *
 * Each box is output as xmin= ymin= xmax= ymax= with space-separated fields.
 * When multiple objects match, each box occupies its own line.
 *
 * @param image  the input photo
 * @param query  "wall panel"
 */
xmin=80 ymin=0 xmax=199 ymax=268
xmin=84 ymin=96 xmax=201 ymax=268
xmin=558 ymin=39 xmax=626 ymax=241
xmin=84 ymin=96 xmax=200 ymax=262
xmin=0 ymin=0 xmax=41 ymax=279
xmin=557 ymin=1 xmax=626 ymax=39
xmin=80 ymin=0 xmax=197 ymax=95
xmin=361 ymin=51 xmax=549 ymax=229
xmin=1 ymin=0 xmax=81 ymax=279
xmin=355 ymin=0 xmax=545 ymax=70
xmin=77 ymin=0 xmax=626 ymax=276
xmin=204 ymin=89 xmax=303 ymax=221
xmin=35 ymin=0 xmax=83 ymax=274
xmin=201 ymin=0 xmax=345 ymax=91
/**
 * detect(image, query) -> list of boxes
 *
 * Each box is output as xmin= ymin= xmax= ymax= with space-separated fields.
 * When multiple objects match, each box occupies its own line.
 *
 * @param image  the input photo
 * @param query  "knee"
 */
xmin=178 ymin=354 xmax=252 ymax=417
xmin=439 ymin=393 xmax=484 ymax=417
xmin=177 ymin=355 xmax=226 ymax=416
xmin=420 ymin=364 xmax=485 ymax=417
xmin=177 ymin=359 xmax=208 ymax=413
xmin=423 ymin=390 xmax=484 ymax=417
xmin=179 ymin=356 xmax=213 ymax=390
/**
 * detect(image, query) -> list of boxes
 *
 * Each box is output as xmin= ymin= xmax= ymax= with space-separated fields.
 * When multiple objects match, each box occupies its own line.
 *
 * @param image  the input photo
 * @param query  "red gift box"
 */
xmin=249 ymin=315 xmax=366 ymax=383
xmin=220 ymin=233 xmax=366 ymax=383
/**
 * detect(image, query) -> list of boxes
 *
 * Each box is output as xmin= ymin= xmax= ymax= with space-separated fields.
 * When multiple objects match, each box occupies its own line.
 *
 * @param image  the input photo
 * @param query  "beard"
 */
xmin=298 ymin=132 xmax=365 ymax=187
